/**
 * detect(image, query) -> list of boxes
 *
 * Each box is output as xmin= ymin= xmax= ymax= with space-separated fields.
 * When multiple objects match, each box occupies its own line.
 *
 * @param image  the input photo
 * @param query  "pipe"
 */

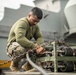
xmin=26 ymin=52 xmax=48 ymax=75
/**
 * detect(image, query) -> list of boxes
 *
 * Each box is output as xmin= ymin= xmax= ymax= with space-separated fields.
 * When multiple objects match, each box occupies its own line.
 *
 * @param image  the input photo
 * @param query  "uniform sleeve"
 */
xmin=34 ymin=26 xmax=44 ymax=45
xmin=14 ymin=20 xmax=36 ymax=49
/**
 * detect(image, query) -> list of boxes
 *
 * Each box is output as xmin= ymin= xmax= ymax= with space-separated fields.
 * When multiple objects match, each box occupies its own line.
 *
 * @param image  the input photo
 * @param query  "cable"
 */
xmin=26 ymin=52 xmax=48 ymax=75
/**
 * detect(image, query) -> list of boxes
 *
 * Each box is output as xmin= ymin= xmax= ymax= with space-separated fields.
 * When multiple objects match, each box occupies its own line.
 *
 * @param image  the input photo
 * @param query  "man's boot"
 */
xmin=22 ymin=62 xmax=32 ymax=71
xmin=10 ymin=61 xmax=20 ymax=72
xmin=22 ymin=62 xmax=38 ymax=72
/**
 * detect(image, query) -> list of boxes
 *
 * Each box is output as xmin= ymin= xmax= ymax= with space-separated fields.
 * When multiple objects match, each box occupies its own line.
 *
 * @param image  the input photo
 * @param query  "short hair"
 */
xmin=31 ymin=7 xmax=43 ymax=19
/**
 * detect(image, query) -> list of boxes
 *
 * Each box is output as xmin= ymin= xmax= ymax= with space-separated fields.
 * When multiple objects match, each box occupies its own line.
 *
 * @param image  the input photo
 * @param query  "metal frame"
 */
xmin=37 ymin=41 xmax=76 ymax=72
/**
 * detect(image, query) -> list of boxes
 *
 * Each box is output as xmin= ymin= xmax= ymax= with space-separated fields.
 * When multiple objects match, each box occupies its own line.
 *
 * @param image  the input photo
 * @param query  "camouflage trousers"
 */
xmin=6 ymin=42 xmax=37 ymax=62
xmin=6 ymin=42 xmax=27 ymax=62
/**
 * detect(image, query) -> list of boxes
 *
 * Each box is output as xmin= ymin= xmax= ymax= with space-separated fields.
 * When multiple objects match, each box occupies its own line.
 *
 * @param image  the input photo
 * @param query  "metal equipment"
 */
xmin=37 ymin=40 xmax=76 ymax=72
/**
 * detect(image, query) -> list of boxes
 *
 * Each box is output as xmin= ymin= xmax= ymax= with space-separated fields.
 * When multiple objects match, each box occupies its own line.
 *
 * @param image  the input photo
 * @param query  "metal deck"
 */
xmin=3 ymin=71 xmax=76 ymax=75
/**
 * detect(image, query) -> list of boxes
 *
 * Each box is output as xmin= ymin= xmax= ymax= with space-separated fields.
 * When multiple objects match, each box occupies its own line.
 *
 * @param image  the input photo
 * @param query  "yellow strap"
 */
xmin=0 ymin=60 xmax=11 ymax=68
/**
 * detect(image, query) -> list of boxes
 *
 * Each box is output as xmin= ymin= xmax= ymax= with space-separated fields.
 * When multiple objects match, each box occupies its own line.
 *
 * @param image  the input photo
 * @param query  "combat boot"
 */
xmin=10 ymin=61 xmax=20 ymax=72
xmin=22 ymin=62 xmax=32 ymax=71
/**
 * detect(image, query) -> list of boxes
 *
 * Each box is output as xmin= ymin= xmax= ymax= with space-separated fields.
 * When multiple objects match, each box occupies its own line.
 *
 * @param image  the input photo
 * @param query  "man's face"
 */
xmin=28 ymin=14 xmax=40 ymax=26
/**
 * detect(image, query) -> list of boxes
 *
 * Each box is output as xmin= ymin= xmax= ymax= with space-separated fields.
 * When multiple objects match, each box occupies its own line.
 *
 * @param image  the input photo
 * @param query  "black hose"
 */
xmin=26 ymin=52 xmax=48 ymax=75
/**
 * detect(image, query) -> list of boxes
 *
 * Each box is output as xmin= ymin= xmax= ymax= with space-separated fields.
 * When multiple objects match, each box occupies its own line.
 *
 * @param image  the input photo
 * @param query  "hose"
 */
xmin=26 ymin=52 xmax=48 ymax=75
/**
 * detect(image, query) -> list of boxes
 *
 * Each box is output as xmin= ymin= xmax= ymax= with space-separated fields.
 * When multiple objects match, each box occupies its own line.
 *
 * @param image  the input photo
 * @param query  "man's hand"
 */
xmin=35 ymin=46 xmax=45 ymax=54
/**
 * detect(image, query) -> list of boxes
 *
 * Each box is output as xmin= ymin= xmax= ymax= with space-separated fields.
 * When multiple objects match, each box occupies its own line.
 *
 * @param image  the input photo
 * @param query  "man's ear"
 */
xmin=28 ymin=14 xmax=30 ymax=18
xmin=29 ymin=12 xmax=33 ymax=17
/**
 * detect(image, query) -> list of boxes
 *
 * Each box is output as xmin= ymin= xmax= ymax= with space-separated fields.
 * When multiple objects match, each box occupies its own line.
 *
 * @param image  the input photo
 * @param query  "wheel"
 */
xmin=58 ymin=61 xmax=74 ymax=72
xmin=58 ymin=46 xmax=73 ymax=56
